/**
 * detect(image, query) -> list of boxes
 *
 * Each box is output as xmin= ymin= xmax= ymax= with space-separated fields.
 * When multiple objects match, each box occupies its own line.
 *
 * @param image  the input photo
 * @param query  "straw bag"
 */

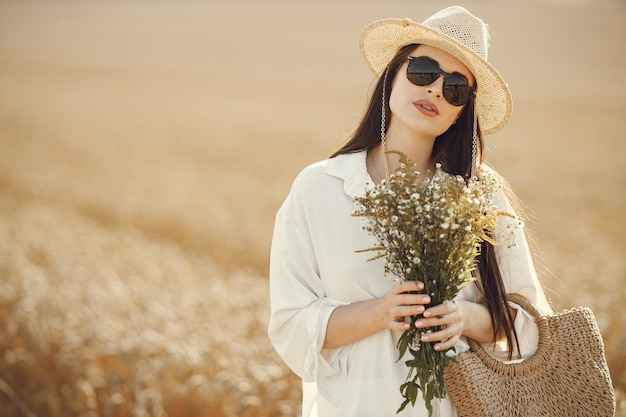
xmin=444 ymin=294 xmax=616 ymax=417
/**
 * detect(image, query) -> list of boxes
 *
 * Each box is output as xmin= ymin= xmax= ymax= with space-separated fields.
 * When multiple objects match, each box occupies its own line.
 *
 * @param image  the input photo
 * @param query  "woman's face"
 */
xmin=388 ymin=44 xmax=475 ymax=140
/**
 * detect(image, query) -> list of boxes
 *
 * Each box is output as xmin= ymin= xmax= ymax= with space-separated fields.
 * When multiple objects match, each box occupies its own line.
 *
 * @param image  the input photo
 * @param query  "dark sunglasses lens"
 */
xmin=443 ymin=75 xmax=472 ymax=106
xmin=406 ymin=58 xmax=439 ymax=86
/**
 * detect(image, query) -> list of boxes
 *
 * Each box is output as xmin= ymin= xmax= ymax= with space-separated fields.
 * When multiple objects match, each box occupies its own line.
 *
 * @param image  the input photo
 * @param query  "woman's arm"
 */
xmin=324 ymin=288 xmax=508 ymax=352
xmin=323 ymin=280 xmax=429 ymax=349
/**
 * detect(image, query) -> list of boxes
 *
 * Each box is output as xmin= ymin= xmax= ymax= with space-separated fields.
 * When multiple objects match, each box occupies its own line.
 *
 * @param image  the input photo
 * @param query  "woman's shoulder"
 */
xmin=290 ymin=158 xmax=332 ymax=192
xmin=478 ymin=163 xmax=503 ymax=181
xmin=478 ymin=164 xmax=525 ymax=218
xmin=292 ymin=151 xmax=366 ymax=190
xmin=478 ymin=164 xmax=510 ymax=193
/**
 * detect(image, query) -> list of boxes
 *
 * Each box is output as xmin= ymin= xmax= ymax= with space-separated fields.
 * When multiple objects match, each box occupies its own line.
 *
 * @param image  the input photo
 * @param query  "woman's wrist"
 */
xmin=457 ymin=300 xmax=496 ymax=344
xmin=323 ymin=298 xmax=384 ymax=349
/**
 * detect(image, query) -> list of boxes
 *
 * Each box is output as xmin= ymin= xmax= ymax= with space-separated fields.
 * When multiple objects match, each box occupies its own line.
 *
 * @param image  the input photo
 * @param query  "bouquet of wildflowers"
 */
xmin=353 ymin=152 xmax=514 ymax=415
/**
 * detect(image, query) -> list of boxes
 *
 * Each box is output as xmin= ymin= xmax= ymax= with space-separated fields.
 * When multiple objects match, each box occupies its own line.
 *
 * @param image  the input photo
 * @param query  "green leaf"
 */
xmin=404 ymin=358 xmax=419 ymax=368
xmin=407 ymin=382 xmax=418 ymax=405
xmin=396 ymin=333 xmax=410 ymax=361
xmin=405 ymin=359 xmax=432 ymax=371
xmin=425 ymin=398 xmax=434 ymax=417
xmin=396 ymin=397 xmax=411 ymax=414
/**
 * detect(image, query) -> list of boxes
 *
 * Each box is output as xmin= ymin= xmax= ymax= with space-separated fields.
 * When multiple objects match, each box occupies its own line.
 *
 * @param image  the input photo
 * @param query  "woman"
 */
xmin=268 ymin=6 xmax=552 ymax=417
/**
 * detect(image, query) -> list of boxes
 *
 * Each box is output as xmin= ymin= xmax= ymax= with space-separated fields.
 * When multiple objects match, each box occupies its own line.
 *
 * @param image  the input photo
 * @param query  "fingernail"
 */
xmin=415 ymin=320 xmax=423 ymax=327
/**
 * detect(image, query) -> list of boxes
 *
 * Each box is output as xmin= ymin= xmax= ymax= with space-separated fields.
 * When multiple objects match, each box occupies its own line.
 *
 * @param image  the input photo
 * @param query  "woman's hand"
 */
xmin=373 ymin=280 xmax=432 ymax=332
xmin=414 ymin=299 xmax=465 ymax=351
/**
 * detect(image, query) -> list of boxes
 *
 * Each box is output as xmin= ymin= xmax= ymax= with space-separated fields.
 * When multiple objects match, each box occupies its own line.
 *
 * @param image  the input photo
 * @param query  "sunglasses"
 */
xmin=406 ymin=56 xmax=475 ymax=106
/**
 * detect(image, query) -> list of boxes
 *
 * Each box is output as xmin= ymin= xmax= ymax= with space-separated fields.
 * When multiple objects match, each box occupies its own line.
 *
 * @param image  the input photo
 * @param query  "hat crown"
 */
xmin=422 ymin=6 xmax=489 ymax=60
xmin=358 ymin=7 xmax=512 ymax=135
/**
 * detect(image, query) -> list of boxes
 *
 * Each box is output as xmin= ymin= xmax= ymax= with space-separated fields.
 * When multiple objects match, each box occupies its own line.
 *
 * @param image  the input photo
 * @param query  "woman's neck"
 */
xmin=367 ymin=141 xmax=436 ymax=185
xmin=383 ymin=131 xmax=436 ymax=169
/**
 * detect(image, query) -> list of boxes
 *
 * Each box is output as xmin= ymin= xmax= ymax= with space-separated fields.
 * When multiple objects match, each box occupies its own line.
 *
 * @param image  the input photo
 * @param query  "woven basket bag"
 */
xmin=444 ymin=294 xmax=616 ymax=417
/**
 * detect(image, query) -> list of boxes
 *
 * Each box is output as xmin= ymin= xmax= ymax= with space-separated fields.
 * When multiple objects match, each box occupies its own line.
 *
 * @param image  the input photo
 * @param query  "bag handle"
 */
xmin=504 ymin=293 xmax=544 ymax=319
xmin=464 ymin=294 xmax=553 ymax=375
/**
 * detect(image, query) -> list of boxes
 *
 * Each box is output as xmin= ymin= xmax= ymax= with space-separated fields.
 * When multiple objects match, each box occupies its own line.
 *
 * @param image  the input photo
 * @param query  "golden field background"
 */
xmin=0 ymin=0 xmax=624 ymax=416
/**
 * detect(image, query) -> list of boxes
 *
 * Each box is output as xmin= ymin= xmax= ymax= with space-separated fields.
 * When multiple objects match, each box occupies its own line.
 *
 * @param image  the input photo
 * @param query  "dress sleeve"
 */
xmin=267 ymin=185 xmax=347 ymax=382
xmin=482 ymin=175 xmax=553 ymax=360
xmin=491 ymin=181 xmax=552 ymax=312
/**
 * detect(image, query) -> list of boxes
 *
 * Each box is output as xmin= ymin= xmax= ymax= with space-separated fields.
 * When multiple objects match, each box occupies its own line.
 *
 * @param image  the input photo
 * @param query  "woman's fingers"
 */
xmin=394 ymin=280 xmax=424 ymax=294
xmin=385 ymin=282 xmax=467 ymax=334
xmin=376 ymin=281 xmax=428 ymax=331
xmin=420 ymin=322 xmax=461 ymax=342
xmin=393 ymin=304 xmax=426 ymax=318
xmin=433 ymin=332 xmax=461 ymax=351
xmin=423 ymin=299 xmax=458 ymax=318
xmin=414 ymin=300 xmax=465 ymax=349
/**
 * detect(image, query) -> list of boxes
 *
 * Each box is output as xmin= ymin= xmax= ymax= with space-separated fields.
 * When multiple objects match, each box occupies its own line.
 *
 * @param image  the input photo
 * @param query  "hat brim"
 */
xmin=359 ymin=18 xmax=512 ymax=135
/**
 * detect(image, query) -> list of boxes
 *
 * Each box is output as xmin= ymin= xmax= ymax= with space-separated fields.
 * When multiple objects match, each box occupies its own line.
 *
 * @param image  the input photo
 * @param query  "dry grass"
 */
xmin=0 ymin=188 xmax=300 ymax=417
xmin=0 ymin=1 xmax=624 ymax=416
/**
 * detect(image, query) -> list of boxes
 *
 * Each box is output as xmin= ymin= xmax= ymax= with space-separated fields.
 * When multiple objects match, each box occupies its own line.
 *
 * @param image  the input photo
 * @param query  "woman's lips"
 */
xmin=414 ymin=100 xmax=439 ymax=116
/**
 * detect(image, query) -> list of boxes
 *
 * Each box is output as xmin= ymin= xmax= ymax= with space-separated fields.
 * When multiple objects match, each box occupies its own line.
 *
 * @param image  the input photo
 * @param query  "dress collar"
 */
xmin=324 ymin=150 xmax=445 ymax=198
xmin=323 ymin=150 xmax=371 ymax=199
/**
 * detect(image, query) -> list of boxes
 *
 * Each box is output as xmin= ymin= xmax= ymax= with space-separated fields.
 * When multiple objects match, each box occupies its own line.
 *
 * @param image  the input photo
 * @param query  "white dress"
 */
xmin=268 ymin=151 xmax=552 ymax=417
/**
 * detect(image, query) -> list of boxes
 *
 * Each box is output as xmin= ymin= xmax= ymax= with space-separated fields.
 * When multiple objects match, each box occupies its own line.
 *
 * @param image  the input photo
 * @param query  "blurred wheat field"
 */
xmin=0 ymin=0 xmax=624 ymax=416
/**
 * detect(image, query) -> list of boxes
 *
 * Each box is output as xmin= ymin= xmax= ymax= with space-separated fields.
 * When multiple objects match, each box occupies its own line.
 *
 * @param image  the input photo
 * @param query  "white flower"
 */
xmin=411 ymin=338 xmax=421 ymax=350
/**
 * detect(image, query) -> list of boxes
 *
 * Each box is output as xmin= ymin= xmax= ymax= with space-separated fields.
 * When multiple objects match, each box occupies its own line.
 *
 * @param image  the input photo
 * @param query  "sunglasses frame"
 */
xmin=406 ymin=56 xmax=475 ymax=107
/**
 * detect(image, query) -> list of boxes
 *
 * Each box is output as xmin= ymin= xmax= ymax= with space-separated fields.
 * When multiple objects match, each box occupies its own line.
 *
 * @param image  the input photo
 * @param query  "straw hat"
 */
xmin=359 ymin=6 xmax=512 ymax=135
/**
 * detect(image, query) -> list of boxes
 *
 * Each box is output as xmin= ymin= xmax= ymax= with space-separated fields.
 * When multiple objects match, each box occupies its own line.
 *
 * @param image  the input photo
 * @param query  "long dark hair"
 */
xmin=332 ymin=44 xmax=519 ymax=357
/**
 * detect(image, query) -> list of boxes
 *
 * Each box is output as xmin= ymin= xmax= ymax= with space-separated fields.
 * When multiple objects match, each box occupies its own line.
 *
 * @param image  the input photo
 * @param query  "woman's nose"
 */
xmin=426 ymin=76 xmax=444 ymax=100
